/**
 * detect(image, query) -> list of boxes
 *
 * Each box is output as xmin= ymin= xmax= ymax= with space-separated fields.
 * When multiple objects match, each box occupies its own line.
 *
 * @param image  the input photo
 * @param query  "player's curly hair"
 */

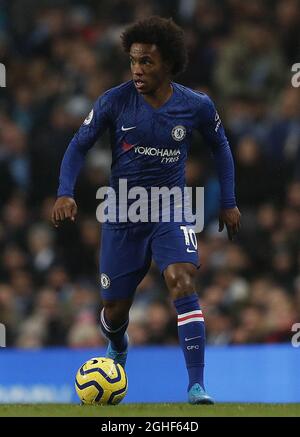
xmin=121 ymin=16 xmax=188 ymax=76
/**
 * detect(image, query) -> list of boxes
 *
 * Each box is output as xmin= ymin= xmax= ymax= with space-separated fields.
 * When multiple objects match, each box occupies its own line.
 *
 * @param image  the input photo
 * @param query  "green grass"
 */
xmin=0 ymin=403 xmax=299 ymax=417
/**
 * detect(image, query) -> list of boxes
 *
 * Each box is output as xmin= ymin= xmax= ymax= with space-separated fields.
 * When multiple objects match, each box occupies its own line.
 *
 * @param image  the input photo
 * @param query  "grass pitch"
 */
xmin=0 ymin=403 xmax=299 ymax=417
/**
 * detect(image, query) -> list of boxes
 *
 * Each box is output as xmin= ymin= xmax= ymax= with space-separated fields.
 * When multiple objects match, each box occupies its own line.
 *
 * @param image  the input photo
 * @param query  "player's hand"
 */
xmin=51 ymin=196 xmax=78 ymax=228
xmin=218 ymin=207 xmax=241 ymax=241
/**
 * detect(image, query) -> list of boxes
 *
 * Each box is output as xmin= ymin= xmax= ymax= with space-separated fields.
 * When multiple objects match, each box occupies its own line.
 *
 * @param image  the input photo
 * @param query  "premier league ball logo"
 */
xmin=172 ymin=125 xmax=186 ymax=141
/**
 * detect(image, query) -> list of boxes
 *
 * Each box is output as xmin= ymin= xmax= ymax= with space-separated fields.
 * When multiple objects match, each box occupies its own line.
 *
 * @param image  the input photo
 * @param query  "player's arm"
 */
xmin=51 ymin=94 xmax=111 ymax=227
xmin=197 ymin=95 xmax=241 ymax=240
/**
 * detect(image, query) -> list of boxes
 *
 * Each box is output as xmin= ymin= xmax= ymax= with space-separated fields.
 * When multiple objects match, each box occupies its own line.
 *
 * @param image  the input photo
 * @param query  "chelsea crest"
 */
xmin=172 ymin=125 xmax=186 ymax=141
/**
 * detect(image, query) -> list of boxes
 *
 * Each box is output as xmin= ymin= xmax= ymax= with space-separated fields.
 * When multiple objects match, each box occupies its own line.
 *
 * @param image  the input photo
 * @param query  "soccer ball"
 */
xmin=75 ymin=357 xmax=128 ymax=405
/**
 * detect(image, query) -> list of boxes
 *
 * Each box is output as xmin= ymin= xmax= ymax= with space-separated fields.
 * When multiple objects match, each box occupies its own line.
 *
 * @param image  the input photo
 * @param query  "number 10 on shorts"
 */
xmin=180 ymin=226 xmax=197 ymax=252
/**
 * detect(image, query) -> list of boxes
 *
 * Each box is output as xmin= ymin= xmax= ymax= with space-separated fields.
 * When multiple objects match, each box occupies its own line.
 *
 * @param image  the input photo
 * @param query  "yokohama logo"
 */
xmin=134 ymin=146 xmax=180 ymax=157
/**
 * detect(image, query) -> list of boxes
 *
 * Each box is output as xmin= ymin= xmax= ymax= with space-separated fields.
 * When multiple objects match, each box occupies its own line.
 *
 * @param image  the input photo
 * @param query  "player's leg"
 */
xmin=100 ymin=297 xmax=133 ymax=368
xmin=99 ymin=225 xmax=152 ymax=367
xmin=164 ymin=263 xmax=213 ymax=404
xmin=152 ymin=223 xmax=214 ymax=404
xmin=100 ymin=268 xmax=150 ymax=368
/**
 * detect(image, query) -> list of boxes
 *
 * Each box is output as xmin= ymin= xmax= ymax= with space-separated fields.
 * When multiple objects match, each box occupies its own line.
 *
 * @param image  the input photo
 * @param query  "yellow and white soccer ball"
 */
xmin=75 ymin=357 xmax=128 ymax=405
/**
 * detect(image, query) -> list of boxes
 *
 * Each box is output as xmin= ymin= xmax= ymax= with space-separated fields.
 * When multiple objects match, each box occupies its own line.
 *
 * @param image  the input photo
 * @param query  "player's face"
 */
xmin=129 ymin=43 xmax=170 ymax=94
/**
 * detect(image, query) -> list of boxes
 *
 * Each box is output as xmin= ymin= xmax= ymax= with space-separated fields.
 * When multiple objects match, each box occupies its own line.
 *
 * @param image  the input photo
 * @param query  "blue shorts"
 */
xmin=99 ymin=222 xmax=200 ymax=301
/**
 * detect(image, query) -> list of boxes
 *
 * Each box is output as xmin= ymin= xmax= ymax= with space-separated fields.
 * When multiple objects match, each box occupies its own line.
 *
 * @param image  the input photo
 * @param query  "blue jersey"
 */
xmin=57 ymin=80 xmax=236 ymax=225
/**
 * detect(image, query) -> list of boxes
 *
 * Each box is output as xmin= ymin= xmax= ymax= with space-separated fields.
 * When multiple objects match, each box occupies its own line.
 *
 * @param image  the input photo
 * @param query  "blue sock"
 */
xmin=173 ymin=293 xmax=206 ymax=391
xmin=100 ymin=308 xmax=129 ymax=352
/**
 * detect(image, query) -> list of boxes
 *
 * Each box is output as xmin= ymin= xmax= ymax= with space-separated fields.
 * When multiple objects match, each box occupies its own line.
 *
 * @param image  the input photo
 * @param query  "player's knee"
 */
xmin=102 ymin=300 xmax=131 ymax=329
xmin=170 ymin=277 xmax=195 ymax=300
xmin=164 ymin=265 xmax=196 ymax=300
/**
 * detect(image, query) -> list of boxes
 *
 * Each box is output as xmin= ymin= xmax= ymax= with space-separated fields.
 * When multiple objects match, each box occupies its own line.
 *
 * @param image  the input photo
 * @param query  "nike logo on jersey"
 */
xmin=185 ymin=336 xmax=202 ymax=342
xmin=121 ymin=125 xmax=136 ymax=131
xmin=186 ymin=248 xmax=196 ymax=253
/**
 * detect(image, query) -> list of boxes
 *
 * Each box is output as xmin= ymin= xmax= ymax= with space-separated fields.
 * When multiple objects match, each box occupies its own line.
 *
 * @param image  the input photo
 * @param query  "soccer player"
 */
xmin=52 ymin=16 xmax=241 ymax=404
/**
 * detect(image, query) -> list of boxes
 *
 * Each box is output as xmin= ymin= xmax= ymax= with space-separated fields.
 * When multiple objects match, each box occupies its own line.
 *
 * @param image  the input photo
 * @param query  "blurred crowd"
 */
xmin=0 ymin=0 xmax=299 ymax=348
